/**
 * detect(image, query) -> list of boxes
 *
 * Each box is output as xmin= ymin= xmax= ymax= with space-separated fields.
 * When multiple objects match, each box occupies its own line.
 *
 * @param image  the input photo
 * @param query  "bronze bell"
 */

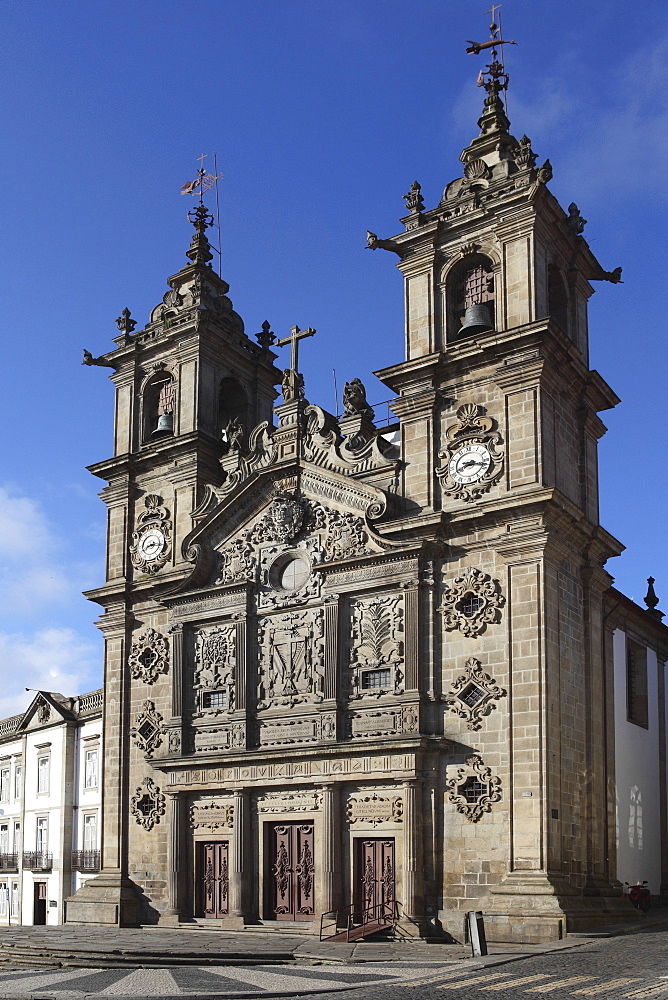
xmin=459 ymin=303 xmax=493 ymax=335
xmin=152 ymin=412 xmax=173 ymax=436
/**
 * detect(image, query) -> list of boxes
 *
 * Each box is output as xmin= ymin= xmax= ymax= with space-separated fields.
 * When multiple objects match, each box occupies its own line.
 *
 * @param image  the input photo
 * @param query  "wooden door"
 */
xmin=200 ymin=842 xmax=229 ymax=918
xmin=268 ymin=822 xmax=315 ymax=921
xmin=33 ymin=881 xmax=47 ymax=925
xmin=355 ymin=839 xmax=395 ymax=916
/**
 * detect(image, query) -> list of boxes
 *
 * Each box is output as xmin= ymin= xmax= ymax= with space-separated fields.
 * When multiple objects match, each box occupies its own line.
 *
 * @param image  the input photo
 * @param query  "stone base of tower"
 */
xmin=64 ymin=873 xmax=142 ymax=927
xmin=440 ymin=872 xmax=642 ymax=945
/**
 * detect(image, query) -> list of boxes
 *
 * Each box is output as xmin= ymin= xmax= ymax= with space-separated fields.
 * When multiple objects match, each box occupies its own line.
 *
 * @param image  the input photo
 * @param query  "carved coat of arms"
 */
xmin=268 ymin=493 xmax=304 ymax=543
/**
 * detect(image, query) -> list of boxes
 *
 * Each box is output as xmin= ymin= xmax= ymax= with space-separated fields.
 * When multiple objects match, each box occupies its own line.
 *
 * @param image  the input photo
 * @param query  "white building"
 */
xmin=0 ymin=689 xmax=102 ymax=925
xmin=608 ymin=587 xmax=668 ymax=899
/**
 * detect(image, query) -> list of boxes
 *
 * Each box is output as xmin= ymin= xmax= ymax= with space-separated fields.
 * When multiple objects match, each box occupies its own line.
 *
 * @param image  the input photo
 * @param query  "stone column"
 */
xmin=401 ymin=779 xmax=423 ymax=921
xmin=230 ymin=789 xmax=248 ymax=919
xmin=320 ymin=784 xmax=340 ymax=915
xmin=163 ymin=792 xmax=184 ymax=920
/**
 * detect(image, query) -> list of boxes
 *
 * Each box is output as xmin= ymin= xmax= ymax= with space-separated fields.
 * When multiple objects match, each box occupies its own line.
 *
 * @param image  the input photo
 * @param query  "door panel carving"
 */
xmin=355 ymin=838 xmax=395 ymax=916
xmin=268 ymin=821 xmax=315 ymax=921
xmin=200 ymin=842 xmax=229 ymax=918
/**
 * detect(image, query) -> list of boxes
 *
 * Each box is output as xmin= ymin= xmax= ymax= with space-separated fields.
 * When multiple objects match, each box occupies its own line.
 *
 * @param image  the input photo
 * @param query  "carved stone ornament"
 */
xmin=130 ymin=777 xmax=166 ymax=831
xmin=436 ymin=403 xmax=504 ymax=503
xmin=439 ymin=567 xmax=504 ymax=637
xmin=257 ymin=609 xmax=324 ymax=710
xmin=444 ymin=658 xmax=507 ymax=731
xmin=193 ymin=624 xmax=236 ymax=716
xmin=37 ymin=699 xmax=51 ymax=724
xmin=447 ymin=754 xmax=502 ymax=822
xmin=347 ymin=792 xmax=403 ymax=826
xmin=128 ymin=628 xmax=170 ymax=684
xmin=130 ymin=700 xmax=164 ymax=755
xmin=130 ymin=494 xmax=172 ymax=575
xmin=267 ymin=492 xmax=305 ymax=543
xmin=190 ymin=801 xmax=234 ymax=830
xmin=464 ymin=158 xmax=490 ymax=181
xmin=349 ymin=594 xmax=404 ymax=699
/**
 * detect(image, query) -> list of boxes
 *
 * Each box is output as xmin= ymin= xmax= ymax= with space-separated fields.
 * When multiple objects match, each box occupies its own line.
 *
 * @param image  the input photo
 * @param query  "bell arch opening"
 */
xmin=143 ymin=373 xmax=175 ymax=442
xmin=445 ymin=254 xmax=495 ymax=341
xmin=548 ymin=264 xmax=570 ymax=336
xmin=218 ymin=377 xmax=249 ymax=446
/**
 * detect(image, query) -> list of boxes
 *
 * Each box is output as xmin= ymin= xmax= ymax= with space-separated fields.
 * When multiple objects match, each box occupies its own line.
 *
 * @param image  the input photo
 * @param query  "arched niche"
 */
xmin=218 ymin=377 xmax=249 ymax=443
xmin=548 ymin=264 xmax=569 ymax=336
xmin=143 ymin=371 xmax=175 ymax=442
xmin=444 ymin=254 xmax=496 ymax=342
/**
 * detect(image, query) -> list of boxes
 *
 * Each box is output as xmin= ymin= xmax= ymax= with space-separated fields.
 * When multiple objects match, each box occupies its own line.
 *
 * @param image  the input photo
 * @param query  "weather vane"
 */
xmin=181 ymin=153 xmax=223 ymax=203
xmin=466 ymin=5 xmax=517 ymax=110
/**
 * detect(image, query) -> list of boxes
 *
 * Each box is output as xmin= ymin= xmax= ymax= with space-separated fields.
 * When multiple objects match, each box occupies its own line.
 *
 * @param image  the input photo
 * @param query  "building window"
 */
xmin=83 ymin=814 xmax=97 ymax=853
xmin=202 ymin=691 xmax=228 ymax=709
xmin=37 ymin=756 xmax=50 ymax=794
xmin=0 ymin=768 xmax=8 ymax=802
xmin=36 ymin=817 xmax=48 ymax=854
xmin=627 ymin=639 xmax=648 ymax=728
xmin=12 ymin=822 xmax=20 ymax=853
xmin=0 ymin=826 xmax=8 ymax=854
xmin=10 ymin=881 xmax=18 ymax=917
xmin=361 ymin=669 xmax=391 ymax=690
xmin=0 ymin=882 xmax=6 ymax=917
xmin=13 ymin=764 xmax=22 ymax=800
xmin=84 ymin=749 xmax=99 ymax=789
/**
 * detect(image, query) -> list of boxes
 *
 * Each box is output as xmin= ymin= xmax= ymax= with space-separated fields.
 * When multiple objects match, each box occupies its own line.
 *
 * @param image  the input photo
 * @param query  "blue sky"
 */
xmin=0 ymin=0 xmax=666 ymax=715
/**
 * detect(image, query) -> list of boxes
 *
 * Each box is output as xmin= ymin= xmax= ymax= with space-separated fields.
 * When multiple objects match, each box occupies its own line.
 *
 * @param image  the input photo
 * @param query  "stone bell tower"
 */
xmin=368 ymin=36 xmax=630 ymax=940
xmin=67 ymin=195 xmax=282 ymax=925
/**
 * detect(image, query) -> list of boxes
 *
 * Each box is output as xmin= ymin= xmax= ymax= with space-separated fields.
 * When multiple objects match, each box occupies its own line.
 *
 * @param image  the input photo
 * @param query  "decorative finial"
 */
xmin=115 ymin=308 xmax=136 ymax=334
xmin=181 ymin=153 xmax=223 ymax=203
xmin=644 ymin=577 xmax=665 ymax=620
xmin=403 ymin=181 xmax=424 ymax=215
xmin=186 ymin=202 xmax=215 ymax=265
xmin=256 ymin=320 xmax=276 ymax=349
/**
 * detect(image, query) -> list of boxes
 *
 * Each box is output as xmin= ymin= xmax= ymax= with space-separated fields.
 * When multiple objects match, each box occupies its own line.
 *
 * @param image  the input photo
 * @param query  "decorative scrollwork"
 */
xmin=439 ymin=567 xmax=504 ymax=637
xmin=436 ymin=403 xmax=504 ymax=503
xmin=444 ymin=657 xmax=507 ymax=731
xmin=130 ymin=777 xmax=166 ymax=831
xmin=130 ymin=700 xmax=164 ymax=755
xmin=128 ymin=628 xmax=170 ymax=684
xmin=447 ymin=754 xmax=501 ymax=823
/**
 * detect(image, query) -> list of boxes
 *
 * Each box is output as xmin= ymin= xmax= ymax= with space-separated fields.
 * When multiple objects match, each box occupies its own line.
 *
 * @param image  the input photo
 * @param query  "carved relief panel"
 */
xmin=257 ymin=609 xmax=324 ymax=710
xmin=193 ymin=624 xmax=237 ymax=716
xmin=348 ymin=594 xmax=404 ymax=699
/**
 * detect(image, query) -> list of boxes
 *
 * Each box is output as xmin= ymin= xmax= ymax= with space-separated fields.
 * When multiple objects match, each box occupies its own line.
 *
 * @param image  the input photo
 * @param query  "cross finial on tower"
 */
xmin=276 ymin=324 xmax=316 ymax=374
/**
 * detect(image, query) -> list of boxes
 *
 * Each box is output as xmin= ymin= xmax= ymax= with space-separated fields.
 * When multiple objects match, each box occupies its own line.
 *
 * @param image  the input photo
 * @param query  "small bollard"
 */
xmin=467 ymin=910 xmax=488 ymax=956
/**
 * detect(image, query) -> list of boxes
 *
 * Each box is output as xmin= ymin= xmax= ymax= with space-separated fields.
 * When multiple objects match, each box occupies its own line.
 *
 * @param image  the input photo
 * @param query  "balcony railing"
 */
xmin=71 ymin=850 xmax=100 ymax=872
xmin=22 ymin=851 xmax=52 ymax=871
xmin=0 ymin=854 xmax=18 ymax=872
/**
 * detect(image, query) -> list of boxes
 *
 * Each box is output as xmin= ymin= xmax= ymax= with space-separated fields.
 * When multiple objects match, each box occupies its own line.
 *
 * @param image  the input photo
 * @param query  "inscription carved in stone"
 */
xmin=347 ymin=792 xmax=403 ymax=826
xmin=255 ymin=790 xmax=321 ymax=813
xmin=190 ymin=801 xmax=234 ymax=830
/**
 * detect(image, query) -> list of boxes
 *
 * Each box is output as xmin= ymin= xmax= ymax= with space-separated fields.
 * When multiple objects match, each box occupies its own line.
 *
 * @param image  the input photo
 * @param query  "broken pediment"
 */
xmin=181 ymin=474 xmax=398 ymax=596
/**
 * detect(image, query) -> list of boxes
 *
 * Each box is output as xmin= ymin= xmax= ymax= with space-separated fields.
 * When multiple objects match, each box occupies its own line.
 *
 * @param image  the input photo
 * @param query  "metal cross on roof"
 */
xmin=276 ymin=325 xmax=316 ymax=373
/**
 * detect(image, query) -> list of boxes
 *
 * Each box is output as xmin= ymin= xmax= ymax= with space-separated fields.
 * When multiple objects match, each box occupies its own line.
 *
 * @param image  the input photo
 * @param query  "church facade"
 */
xmin=65 ymin=58 xmax=668 ymax=944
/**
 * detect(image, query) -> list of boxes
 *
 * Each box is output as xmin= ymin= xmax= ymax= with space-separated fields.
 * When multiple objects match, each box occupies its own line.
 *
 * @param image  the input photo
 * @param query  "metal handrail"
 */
xmin=320 ymin=899 xmax=401 ymax=941
xmin=71 ymin=850 xmax=100 ymax=871
xmin=0 ymin=854 xmax=18 ymax=871
xmin=22 ymin=851 xmax=53 ymax=871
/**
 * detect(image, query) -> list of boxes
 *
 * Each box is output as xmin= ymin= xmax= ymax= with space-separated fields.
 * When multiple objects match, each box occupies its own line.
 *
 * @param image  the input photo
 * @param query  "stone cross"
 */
xmin=276 ymin=325 xmax=316 ymax=374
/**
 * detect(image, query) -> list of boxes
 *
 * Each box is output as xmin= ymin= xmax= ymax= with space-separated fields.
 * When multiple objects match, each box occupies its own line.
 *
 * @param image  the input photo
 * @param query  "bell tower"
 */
xmin=67 ymin=188 xmax=282 ymax=926
xmin=370 ymin=23 xmax=630 ymax=941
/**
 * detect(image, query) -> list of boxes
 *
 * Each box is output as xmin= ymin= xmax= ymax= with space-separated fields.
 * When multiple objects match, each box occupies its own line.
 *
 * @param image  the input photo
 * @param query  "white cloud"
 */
xmin=0 ymin=627 xmax=99 ymax=719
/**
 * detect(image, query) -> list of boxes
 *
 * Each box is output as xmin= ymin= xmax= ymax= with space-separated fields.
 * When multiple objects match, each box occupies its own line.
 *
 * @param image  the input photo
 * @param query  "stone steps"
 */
xmin=0 ymin=943 xmax=296 ymax=970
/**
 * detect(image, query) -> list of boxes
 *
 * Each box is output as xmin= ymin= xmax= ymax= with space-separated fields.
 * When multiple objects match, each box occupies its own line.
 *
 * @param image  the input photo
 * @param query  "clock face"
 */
xmin=448 ymin=443 xmax=492 ymax=485
xmin=138 ymin=528 xmax=166 ymax=561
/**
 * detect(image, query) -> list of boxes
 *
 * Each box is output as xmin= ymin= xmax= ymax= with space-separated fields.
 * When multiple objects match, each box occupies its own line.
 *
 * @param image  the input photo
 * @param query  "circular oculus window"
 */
xmin=269 ymin=553 xmax=311 ymax=593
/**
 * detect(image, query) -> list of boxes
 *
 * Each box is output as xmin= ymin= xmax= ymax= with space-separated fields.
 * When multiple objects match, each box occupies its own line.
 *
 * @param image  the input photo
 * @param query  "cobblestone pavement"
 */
xmin=0 ymin=929 xmax=668 ymax=998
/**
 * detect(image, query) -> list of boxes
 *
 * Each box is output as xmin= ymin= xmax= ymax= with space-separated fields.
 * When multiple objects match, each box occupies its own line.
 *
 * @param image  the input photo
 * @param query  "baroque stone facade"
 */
xmin=64 ymin=46 xmax=668 ymax=946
